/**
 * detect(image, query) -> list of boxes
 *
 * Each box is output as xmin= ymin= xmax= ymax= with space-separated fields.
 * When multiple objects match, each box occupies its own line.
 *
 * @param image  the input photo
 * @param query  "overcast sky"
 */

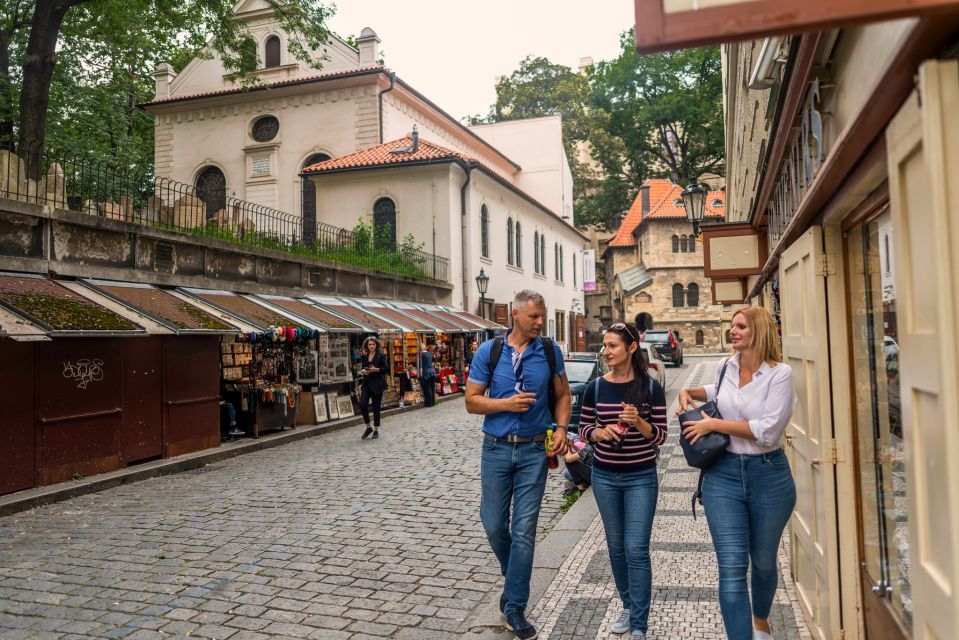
xmin=327 ymin=1 xmax=635 ymax=121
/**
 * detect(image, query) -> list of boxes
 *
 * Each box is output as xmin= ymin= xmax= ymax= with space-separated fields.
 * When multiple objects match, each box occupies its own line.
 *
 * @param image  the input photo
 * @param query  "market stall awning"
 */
xmin=0 ymin=272 xmax=147 ymax=337
xmin=251 ymin=295 xmax=367 ymax=332
xmin=354 ymin=299 xmax=435 ymax=333
xmin=441 ymin=306 xmax=505 ymax=331
xmin=176 ymin=288 xmax=325 ymax=332
xmin=79 ymin=280 xmax=240 ymax=334
xmin=305 ymin=296 xmax=404 ymax=333
xmin=407 ymin=303 xmax=476 ymax=332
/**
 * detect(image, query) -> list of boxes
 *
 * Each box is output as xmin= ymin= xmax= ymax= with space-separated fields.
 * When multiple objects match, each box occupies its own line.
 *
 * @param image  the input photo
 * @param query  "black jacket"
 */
xmin=360 ymin=352 xmax=389 ymax=394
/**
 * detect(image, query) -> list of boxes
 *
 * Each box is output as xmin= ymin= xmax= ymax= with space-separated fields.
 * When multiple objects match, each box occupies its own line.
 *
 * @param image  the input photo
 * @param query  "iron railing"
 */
xmin=0 ymin=143 xmax=449 ymax=283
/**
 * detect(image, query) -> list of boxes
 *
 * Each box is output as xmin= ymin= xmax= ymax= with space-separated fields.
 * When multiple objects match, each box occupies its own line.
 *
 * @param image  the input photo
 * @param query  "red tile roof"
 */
xmin=608 ymin=179 xmax=725 ymax=247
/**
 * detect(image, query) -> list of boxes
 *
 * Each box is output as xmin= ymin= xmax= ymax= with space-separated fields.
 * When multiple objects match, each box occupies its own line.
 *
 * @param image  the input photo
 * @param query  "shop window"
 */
xmin=481 ymin=205 xmax=490 ymax=258
xmin=373 ymin=197 xmax=396 ymax=247
xmin=672 ymin=234 xmax=679 ymax=253
xmin=687 ymin=283 xmax=699 ymax=307
xmin=301 ymin=153 xmax=330 ymax=244
xmin=672 ymin=283 xmax=684 ymax=307
xmin=507 ymin=218 xmax=514 ymax=265
xmin=515 ymin=221 xmax=523 ymax=268
xmin=695 ymin=330 xmax=704 ymax=345
xmin=265 ymin=36 xmax=281 ymax=68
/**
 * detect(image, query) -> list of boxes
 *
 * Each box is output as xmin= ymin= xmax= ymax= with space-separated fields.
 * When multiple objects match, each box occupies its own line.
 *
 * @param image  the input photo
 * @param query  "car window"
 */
xmin=644 ymin=332 xmax=669 ymax=343
xmin=565 ymin=360 xmax=597 ymax=383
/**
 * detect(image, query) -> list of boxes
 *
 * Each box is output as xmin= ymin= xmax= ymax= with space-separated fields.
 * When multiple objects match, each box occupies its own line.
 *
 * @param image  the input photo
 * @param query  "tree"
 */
xmin=9 ymin=0 xmax=334 ymax=175
xmin=589 ymin=30 xmax=723 ymax=194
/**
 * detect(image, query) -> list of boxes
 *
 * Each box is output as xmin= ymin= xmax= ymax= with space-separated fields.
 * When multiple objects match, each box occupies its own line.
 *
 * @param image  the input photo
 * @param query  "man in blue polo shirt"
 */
xmin=466 ymin=290 xmax=571 ymax=640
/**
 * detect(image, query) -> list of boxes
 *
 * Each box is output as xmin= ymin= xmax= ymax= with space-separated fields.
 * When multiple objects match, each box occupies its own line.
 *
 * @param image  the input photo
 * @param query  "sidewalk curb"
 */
xmin=0 ymin=393 xmax=464 ymax=517
xmin=462 ymin=487 xmax=600 ymax=636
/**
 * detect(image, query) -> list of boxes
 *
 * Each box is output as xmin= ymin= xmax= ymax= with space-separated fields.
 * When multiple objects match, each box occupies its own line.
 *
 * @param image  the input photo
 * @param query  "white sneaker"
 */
xmin=754 ymin=629 xmax=774 ymax=640
xmin=610 ymin=610 xmax=630 ymax=634
xmin=630 ymin=631 xmax=646 ymax=640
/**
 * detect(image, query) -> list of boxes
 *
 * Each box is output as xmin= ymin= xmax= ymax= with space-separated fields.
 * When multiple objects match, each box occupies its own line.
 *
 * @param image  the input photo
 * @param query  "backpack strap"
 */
xmin=691 ymin=358 xmax=733 ymax=520
xmin=487 ymin=336 xmax=505 ymax=384
xmin=541 ymin=337 xmax=557 ymax=422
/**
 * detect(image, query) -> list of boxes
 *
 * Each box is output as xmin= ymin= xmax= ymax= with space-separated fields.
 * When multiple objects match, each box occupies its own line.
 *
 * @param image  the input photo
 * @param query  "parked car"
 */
xmin=564 ymin=352 xmax=603 ymax=428
xmin=597 ymin=343 xmax=667 ymax=389
xmin=643 ymin=329 xmax=684 ymax=366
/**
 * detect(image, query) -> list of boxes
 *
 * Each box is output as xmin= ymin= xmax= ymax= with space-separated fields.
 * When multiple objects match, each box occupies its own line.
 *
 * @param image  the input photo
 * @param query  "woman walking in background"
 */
xmin=579 ymin=323 xmax=668 ymax=640
xmin=419 ymin=342 xmax=437 ymax=407
xmin=358 ymin=336 xmax=389 ymax=439
xmin=678 ymin=307 xmax=795 ymax=640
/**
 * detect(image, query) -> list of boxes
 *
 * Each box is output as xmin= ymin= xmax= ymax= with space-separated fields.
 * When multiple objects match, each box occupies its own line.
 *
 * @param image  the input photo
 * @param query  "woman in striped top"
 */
xmin=580 ymin=323 xmax=667 ymax=640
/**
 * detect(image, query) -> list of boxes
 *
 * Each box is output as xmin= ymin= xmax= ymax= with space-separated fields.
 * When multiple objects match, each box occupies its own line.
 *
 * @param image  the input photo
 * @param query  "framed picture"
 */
xmin=313 ymin=394 xmax=328 ymax=423
xmin=326 ymin=392 xmax=340 ymax=420
xmin=297 ymin=350 xmax=318 ymax=384
xmin=336 ymin=394 xmax=355 ymax=418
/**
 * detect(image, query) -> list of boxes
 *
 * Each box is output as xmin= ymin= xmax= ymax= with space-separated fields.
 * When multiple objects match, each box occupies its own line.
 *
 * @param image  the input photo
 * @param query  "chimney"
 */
xmin=578 ymin=57 xmax=594 ymax=74
xmin=411 ymin=125 xmax=419 ymax=153
xmin=640 ymin=184 xmax=651 ymax=217
xmin=153 ymin=63 xmax=176 ymax=101
xmin=356 ymin=27 xmax=381 ymax=65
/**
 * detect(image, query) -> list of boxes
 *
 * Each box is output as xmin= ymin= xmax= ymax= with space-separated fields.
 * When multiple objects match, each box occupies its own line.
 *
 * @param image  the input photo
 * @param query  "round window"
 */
xmin=251 ymin=116 xmax=279 ymax=142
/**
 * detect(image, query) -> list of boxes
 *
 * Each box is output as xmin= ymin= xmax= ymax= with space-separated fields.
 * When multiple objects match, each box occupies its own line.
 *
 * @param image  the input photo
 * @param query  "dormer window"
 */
xmin=674 ymin=198 xmax=683 ymax=207
xmin=265 ymin=36 xmax=281 ymax=68
xmin=711 ymin=199 xmax=724 ymax=207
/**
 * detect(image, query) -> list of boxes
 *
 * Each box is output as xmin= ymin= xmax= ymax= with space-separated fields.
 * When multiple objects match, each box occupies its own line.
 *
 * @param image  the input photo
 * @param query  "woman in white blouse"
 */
xmin=678 ymin=307 xmax=795 ymax=640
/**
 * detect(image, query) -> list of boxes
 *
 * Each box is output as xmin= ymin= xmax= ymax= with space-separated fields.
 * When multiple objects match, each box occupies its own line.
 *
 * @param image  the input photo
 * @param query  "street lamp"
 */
xmin=681 ymin=177 xmax=709 ymax=238
xmin=475 ymin=268 xmax=490 ymax=319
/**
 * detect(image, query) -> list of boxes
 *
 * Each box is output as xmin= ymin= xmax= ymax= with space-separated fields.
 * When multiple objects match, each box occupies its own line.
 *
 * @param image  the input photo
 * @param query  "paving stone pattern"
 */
xmin=0 ymin=399 xmax=568 ymax=639
xmin=529 ymin=360 xmax=813 ymax=640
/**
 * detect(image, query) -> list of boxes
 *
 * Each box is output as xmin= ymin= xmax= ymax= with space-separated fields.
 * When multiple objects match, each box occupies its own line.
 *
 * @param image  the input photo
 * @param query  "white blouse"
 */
xmin=703 ymin=354 xmax=794 ymax=455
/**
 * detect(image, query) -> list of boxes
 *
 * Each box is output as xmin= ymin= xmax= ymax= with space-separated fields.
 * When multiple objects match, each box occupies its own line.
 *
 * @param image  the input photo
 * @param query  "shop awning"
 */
xmin=353 ymin=299 xmax=435 ymax=333
xmin=176 ymin=288 xmax=326 ymax=332
xmin=406 ymin=303 xmax=476 ymax=333
xmin=0 ymin=272 xmax=148 ymax=337
xmin=78 ymin=280 xmax=240 ymax=334
xmin=441 ymin=306 xmax=505 ymax=331
xmin=251 ymin=295 xmax=367 ymax=332
xmin=305 ymin=296 xmax=404 ymax=333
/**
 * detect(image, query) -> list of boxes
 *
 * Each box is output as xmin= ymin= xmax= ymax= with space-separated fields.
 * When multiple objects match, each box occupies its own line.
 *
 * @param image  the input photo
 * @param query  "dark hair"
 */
xmin=362 ymin=336 xmax=381 ymax=355
xmin=605 ymin=323 xmax=652 ymax=407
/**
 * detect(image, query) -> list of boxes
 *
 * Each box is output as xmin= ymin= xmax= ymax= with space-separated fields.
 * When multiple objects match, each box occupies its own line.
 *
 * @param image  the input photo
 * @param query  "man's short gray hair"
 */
xmin=513 ymin=290 xmax=546 ymax=309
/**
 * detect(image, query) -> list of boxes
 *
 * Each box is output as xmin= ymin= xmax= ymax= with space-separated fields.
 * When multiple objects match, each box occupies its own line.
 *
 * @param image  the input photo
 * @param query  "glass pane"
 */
xmin=847 ymin=212 xmax=910 ymax=629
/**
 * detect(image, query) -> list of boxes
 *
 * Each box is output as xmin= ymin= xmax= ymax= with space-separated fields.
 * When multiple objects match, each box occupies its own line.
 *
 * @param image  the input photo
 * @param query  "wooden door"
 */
xmin=779 ymin=225 xmax=842 ymax=639
xmin=885 ymin=60 xmax=959 ymax=640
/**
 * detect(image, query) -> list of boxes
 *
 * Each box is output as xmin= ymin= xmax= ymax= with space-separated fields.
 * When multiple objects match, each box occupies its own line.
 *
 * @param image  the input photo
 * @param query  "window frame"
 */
xmin=480 ymin=205 xmax=490 ymax=259
xmin=507 ymin=218 xmax=514 ymax=265
xmin=672 ymin=283 xmax=685 ymax=308
xmin=265 ymin=35 xmax=281 ymax=68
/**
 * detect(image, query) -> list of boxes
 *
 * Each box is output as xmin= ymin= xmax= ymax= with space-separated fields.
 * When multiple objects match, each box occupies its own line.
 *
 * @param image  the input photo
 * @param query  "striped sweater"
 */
xmin=579 ymin=377 xmax=668 ymax=472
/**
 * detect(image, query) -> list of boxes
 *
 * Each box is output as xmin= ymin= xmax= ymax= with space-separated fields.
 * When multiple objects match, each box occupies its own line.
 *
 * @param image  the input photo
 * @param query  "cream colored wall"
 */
xmin=469 ymin=116 xmax=575 ymax=222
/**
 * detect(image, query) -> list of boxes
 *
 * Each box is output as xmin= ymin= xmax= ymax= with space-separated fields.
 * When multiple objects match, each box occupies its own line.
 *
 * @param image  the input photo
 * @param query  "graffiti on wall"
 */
xmin=62 ymin=359 xmax=104 ymax=389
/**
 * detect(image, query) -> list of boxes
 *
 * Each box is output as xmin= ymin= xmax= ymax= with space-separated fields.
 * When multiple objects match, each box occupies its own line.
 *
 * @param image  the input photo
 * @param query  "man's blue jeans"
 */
xmin=479 ymin=437 xmax=548 ymax=616
xmin=701 ymin=449 xmax=796 ymax=640
xmin=591 ymin=465 xmax=659 ymax=633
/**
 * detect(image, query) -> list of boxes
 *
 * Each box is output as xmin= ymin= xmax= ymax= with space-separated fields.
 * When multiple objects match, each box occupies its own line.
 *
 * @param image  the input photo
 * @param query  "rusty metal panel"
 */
xmin=37 ymin=338 xmax=123 ymax=485
xmin=0 ymin=341 xmax=36 ymax=495
xmin=121 ymin=337 xmax=162 ymax=463
xmin=162 ymin=336 xmax=220 ymax=458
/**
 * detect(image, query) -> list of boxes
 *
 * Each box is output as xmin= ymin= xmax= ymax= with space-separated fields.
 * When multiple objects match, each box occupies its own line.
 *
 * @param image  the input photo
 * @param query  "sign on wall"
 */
xmin=582 ymin=250 xmax=596 ymax=291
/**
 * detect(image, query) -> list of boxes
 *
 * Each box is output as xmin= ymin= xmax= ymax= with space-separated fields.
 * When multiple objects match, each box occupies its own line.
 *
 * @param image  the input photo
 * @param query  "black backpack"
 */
xmin=487 ymin=336 xmax=558 ymax=420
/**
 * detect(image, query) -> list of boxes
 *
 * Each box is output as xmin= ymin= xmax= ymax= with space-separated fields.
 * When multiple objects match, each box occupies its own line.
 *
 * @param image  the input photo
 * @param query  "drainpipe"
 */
xmin=458 ymin=160 xmax=473 ymax=312
xmin=378 ymin=71 xmax=396 ymax=144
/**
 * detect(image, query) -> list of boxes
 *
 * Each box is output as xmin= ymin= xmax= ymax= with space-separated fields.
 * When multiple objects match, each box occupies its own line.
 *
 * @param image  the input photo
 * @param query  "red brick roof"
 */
xmin=302 ymin=136 xmax=472 ymax=173
xmin=608 ymin=179 xmax=725 ymax=247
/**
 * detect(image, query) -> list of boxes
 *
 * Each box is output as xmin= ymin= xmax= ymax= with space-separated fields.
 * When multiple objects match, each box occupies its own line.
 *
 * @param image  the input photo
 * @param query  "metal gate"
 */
xmin=121 ymin=337 xmax=162 ymax=464
xmin=161 ymin=335 xmax=220 ymax=458
xmin=0 ymin=341 xmax=36 ymax=495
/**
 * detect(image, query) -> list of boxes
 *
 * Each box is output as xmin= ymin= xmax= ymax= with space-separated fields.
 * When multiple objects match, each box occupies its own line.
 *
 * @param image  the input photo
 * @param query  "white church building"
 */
xmin=143 ymin=0 xmax=587 ymax=345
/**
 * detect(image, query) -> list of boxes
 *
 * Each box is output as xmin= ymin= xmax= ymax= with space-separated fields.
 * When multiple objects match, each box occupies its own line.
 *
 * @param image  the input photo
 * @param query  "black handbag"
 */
xmin=679 ymin=359 xmax=730 ymax=518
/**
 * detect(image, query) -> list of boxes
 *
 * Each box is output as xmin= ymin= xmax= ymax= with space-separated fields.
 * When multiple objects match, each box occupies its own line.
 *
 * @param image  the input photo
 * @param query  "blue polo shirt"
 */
xmin=468 ymin=332 xmax=565 ymax=437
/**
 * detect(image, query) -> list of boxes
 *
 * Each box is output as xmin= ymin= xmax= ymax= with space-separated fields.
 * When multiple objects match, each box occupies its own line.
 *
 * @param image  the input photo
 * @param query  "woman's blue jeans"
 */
xmin=480 ymin=437 xmax=548 ymax=616
xmin=701 ymin=448 xmax=796 ymax=640
xmin=591 ymin=464 xmax=659 ymax=633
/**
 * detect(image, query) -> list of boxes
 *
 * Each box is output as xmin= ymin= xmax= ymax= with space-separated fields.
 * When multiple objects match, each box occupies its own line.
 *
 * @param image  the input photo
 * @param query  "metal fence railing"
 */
xmin=0 ymin=143 xmax=449 ymax=283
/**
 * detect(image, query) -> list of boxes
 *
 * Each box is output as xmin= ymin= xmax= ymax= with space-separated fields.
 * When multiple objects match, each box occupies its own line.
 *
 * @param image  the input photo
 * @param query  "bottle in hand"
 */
xmin=545 ymin=429 xmax=559 ymax=469
xmin=612 ymin=422 xmax=628 ymax=451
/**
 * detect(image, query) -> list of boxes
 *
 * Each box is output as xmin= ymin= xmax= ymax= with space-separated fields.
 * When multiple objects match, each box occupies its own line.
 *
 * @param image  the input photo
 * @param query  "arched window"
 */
xmin=688 ymin=236 xmax=696 ymax=253
xmin=301 ymin=153 xmax=330 ymax=244
xmin=695 ymin=330 xmax=705 ymax=345
xmin=481 ymin=205 xmax=490 ymax=258
xmin=515 ymin=221 xmax=522 ymax=268
xmin=572 ymin=254 xmax=577 ymax=287
xmin=725 ymin=329 xmax=732 ymax=344
xmin=680 ymin=235 xmax=688 ymax=253
xmin=884 ymin=234 xmax=891 ymax=273
xmin=638 ymin=291 xmax=652 ymax=303
xmin=540 ymin=234 xmax=545 ymax=275
xmin=507 ymin=218 xmax=514 ymax=265
xmin=672 ymin=235 xmax=679 ymax=253
xmin=672 ymin=283 xmax=684 ymax=308
xmin=533 ymin=231 xmax=540 ymax=273
xmin=687 ymin=283 xmax=699 ymax=307
xmin=265 ymin=36 xmax=281 ymax=68
xmin=560 ymin=246 xmax=565 ymax=282
xmin=195 ymin=166 xmax=226 ymax=221
xmin=554 ymin=242 xmax=559 ymax=279
xmin=373 ymin=197 xmax=397 ymax=247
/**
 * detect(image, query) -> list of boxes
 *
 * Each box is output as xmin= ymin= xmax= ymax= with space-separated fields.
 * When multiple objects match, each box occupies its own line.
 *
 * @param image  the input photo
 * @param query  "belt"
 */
xmin=484 ymin=432 xmax=547 ymax=443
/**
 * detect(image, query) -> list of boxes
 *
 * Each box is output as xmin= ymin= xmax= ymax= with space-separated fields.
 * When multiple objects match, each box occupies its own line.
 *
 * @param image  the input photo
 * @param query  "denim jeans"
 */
xmin=701 ymin=448 xmax=796 ymax=640
xmin=479 ymin=437 xmax=549 ymax=615
xmin=591 ymin=465 xmax=659 ymax=633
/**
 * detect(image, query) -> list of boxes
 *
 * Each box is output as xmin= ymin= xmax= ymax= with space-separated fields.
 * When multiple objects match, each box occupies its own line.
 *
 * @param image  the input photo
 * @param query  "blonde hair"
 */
xmin=732 ymin=306 xmax=782 ymax=364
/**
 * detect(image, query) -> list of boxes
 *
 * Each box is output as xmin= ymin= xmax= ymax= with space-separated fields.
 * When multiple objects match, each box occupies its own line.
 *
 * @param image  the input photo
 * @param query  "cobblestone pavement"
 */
xmin=0 ymin=399 xmax=568 ymax=640
xmin=528 ymin=358 xmax=813 ymax=640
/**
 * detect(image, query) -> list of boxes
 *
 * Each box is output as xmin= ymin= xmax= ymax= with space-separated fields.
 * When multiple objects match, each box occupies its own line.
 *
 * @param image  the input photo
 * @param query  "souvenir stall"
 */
xmin=251 ymin=295 xmax=370 ymax=425
xmin=439 ymin=305 xmax=507 ymax=379
xmin=386 ymin=301 xmax=472 ymax=398
xmin=305 ymin=296 xmax=408 ymax=408
xmin=346 ymin=298 xmax=434 ymax=407
xmin=414 ymin=303 xmax=486 ymax=384
xmin=177 ymin=288 xmax=326 ymax=437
